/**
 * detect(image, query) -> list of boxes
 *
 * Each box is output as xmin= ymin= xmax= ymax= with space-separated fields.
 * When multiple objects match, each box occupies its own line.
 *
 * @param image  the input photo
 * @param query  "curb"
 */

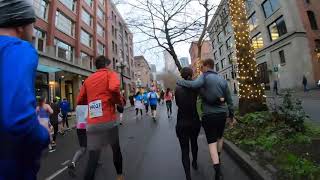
xmin=224 ymin=139 xmax=274 ymax=180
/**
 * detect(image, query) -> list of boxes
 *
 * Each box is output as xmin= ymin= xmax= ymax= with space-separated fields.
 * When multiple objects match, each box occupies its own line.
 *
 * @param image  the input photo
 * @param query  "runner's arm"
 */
xmin=77 ymin=82 xmax=88 ymax=105
xmin=176 ymin=74 xmax=205 ymax=89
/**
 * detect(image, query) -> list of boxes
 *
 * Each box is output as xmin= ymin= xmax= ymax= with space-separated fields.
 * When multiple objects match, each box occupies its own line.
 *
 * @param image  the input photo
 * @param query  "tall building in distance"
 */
xmin=179 ymin=57 xmax=190 ymax=68
xmin=189 ymin=41 xmax=214 ymax=74
xmin=164 ymin=50 xmax=179 ymax=74
xmin=134 ymin=56 xmax=152 ymax=88
xmin=32 ymin=0 xmax=134 ymax=108
xmin=208 ymin=0 xmax=319 ymax=92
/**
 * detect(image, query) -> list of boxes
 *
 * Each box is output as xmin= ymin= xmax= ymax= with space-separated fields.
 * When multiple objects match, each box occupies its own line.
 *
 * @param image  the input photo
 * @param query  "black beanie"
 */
xmin=0 ymin=0 xmax=36 ymax=28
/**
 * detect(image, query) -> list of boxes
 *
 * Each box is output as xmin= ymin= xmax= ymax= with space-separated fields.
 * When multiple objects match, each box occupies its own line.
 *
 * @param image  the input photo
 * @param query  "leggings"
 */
xmin=166 ymin=101 xmax=172 ymax=115
xmin=136 ymin=108 xmax=143 ymax=116
xmin=145 ymin=104 xmax=149 ymax=113
xmin=84 ymin=129 xmax=123 ymax=180
xmin=62 ymin=113 xmax=69 ymax=128
xmin=52 ymin=123 xmax=59 ymax=142
xmin=176 ymin=126 xmax=200 ymax=180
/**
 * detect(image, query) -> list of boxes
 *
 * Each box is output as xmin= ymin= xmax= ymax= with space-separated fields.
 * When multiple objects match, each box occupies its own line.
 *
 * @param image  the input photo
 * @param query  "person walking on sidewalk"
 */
xmin=303 ymin=75 xmax=308 ymax=92
xmin=129 ymin=93 xmax=135 ymax=107
xmin=164 ymin=88 xmax=174 ymax=118
xmin=175 ymin=67 xmax=201 ymax=180
xmin=60 ymin=98 xmax=71 ymax=131
xmin=77 ymin=56 xmax=124 ymax=180
xmin=117 ymin=93 xmax=126 ymax=125
xmin=160 ymin=90 xmax=165 ymax=104
xmin=68 ymin=105 xmax=88 ymax=177
xmin=177 ymin=59 xmax=236 ymax=180
xmin=148 ymin=88 xmax=159 ymax=121
xmin=50 ymin=98 xmax=60 ymax=148
xmin=273 ymin=80 xmax=279 ymax=95
xmin=0 ymin=1 xmax=50 ymax=178
xmin=134 ymin=91 xmax=144 ymax=118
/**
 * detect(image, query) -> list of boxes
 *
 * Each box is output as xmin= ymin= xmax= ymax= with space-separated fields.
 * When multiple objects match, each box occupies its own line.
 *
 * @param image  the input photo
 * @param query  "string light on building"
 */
xmin=228 ymin=0 xmax=265 ymax=102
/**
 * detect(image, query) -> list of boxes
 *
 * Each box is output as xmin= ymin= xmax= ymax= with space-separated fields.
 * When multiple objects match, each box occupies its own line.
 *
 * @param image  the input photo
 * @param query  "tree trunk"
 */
xmin=228 ymin=0 xmax=267 ymax=115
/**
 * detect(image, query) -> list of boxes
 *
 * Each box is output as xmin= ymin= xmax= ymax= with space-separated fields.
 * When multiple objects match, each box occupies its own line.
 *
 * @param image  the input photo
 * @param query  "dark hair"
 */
xmin=166 ymin=88 xmax=171 ymax=96
xmin=95 ymin=56 xmax=111 ymax=69
xmin=180 ymin=67 xmax=193 ymax=80
xmin=53 ymin=98 xmax=57 ymax=103
xmin=38 ymin=97 xmax=46 ymax=107
xmin=202 ymin=58 xmax=215 ymax=69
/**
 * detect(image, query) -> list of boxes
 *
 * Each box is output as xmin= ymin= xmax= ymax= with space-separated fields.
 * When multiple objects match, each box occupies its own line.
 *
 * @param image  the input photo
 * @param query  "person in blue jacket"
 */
xmin=60 ymin=98 xmax=71 ymax=130
xmin=0 ymin=1 xmax=50 ymax=179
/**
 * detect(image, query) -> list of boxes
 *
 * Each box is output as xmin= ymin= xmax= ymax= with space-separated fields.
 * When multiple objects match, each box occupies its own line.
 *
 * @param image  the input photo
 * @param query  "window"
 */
xmin=112 ymin=41 xmax=115 ymax=53
xmin=112 ymin=26 xmax=115 ymax=37
xmin=224 ymin=23 xmax=232 ymax=35
xmin=212 ymin=39 xmax=215 ymax=49
xmin=32 ymin=28 xmax=46 ymax=52
xmin=279 ymin=50 xmax=286 ymax=64
xmin=268 ymin=16 xmax=287 ymax=41
xmin=55 ymin=11 xmax=74 ymax=36
xmin=33 ymin=0 xmax=49 ymax=20
xmin=97 ymin=8 xmax=104 ymax=21
xmin=216 ymin=63 xmax=220 ymax=72
xmin=59 ymin=0 xmax=76 ymax=12
xmin=80 ymin=29 xmax=92 ymax=48
xmin=262 ymin=0 xmax=280 ymax=18
xmin=307 ymin=11 xmax=318 ymax=30
xmin=214 ymin=51 xmax=218 ymax=60
xmin=125 ymin=31 xmax=128 ymax=40
xmin=257 ymin=62 xmax=270 ymax=86
xmin=315 ymin=39 xmax=320 ymax=49
xmin=251 ymin=33 xmax=264 ymax=50
xmin=248 ymin=12 xmax=258 ymax=31
xmin=218 ymin=32 xmax=223 ymax=43
xmin=219 ymin=45 xmax=224 ymax=56
xmin=84 ymin=0 xmax=93 ymax=7
xmin=54 ymin=39 xmax=73 ymax=61
xmin=82 ymin=9 xmax=92 ymax=26
xmin=246 ymin=0 xmax=254 ymax=15
xmin=97 ymin=24 xmax=104 ymax=37
xmin=226 ymin=37 xmax=233 ymax=49
xmin=221 ymin=59 xmax=226 ymax=69
xmin=80 ymin=52 xmax=92 ymax=68
xmin=228 ymin=52 xmax=235 ymax=64
xmin=97 ymin=42 xmax=105 ymax=55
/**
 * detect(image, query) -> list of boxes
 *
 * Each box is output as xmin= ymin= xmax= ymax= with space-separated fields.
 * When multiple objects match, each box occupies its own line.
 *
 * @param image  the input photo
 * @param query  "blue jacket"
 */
xmin=60 ymin=100 xmax=70 ymax=113
xmin=0 ymin=36 xmax=49 ymax=179
xmin=143 ymin=92 xmax=149 ymax=104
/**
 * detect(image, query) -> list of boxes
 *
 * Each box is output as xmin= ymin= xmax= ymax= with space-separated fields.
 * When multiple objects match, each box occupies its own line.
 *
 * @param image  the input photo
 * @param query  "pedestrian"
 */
xmin=148 ymin=88 xmax=159 ymax=121
xmin=164 ymin=88 xmax=173 ymax=118
xmin=60 ymin=98 xmax=71 ymax=131
xmin=37 ymin=97 xmax=54 ymax=152
xmin=50 ymin=98 xmax=61 ymax=148
xmin=129 ymin=93 xmax=135 ymax=107
xmin=175 ymin=67 xmax=201 ymax=180
xmin=68 ymin=105 xmax=88 ymax=176
xmin=273 ymin=80 xmax=279 ymax=95
xmin=77 ymin=56 xmax=124 ymax=180
xmin=160 ymin=90 xmax=165 ymax=104
xmin=117 ymin=93 xmax=126 ymax=125
xmin=0 ymin=3 xmax=50 ymax=178
xmin=134 ymin=91 xmax=144 ymax=118
xmin=143 ymin=91 xmax=150 ymax=115
xmin=177 ymin=59 xmax=236 ymax=180
xmin=303 ymin=75 xmax=308 ymax=92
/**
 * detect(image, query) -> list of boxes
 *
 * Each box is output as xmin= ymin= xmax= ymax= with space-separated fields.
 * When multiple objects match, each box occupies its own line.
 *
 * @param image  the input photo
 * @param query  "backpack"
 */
xmin=202 ymin=71 xmax=227 ymax=106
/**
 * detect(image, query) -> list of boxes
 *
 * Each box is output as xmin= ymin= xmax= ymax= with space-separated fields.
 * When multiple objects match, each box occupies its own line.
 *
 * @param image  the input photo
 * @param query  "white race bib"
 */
xmin=89 ymin=100 xmax=103 ymax=118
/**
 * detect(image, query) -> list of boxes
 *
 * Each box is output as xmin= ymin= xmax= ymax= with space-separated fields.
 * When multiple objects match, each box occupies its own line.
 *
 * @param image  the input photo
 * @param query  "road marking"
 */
xmin=45 ymin=166 xmax=68 ymax=180
xmin=61 ymin=160 xmax=70 ymax=166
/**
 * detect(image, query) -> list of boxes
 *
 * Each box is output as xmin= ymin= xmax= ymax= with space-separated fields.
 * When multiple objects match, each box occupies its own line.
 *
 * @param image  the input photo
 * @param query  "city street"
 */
xmin=38 ymin=105 xmax=251 ymax=180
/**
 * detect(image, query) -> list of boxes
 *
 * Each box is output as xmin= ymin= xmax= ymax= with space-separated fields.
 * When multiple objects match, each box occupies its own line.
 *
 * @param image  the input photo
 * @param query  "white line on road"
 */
xmin=45 ymin=166 xmax=68 ymax=180
xmin=61 ymin=160 xmax=70 ymax=166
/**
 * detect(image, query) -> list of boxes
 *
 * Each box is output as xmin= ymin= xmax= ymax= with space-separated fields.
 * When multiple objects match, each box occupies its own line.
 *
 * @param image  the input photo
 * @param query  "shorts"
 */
xmin=86 ymin=123 xmax=119 ymax=150
xmin=176 ymin=125 xmax=201 ymax=140
xmin=117 ymin=105 xmax=124 ymax=113
xmin=202 ymin=113 xmax=227 ymax=144
xmin=77 ymin=129 xmax=87 ymax=147
xmin=150 ymin=105 xmax=157 ymax=110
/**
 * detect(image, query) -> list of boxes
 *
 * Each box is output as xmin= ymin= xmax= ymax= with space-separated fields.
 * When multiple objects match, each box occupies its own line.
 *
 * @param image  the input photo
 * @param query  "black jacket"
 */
xmin=175 ymin=85 xmax=200 ymax=128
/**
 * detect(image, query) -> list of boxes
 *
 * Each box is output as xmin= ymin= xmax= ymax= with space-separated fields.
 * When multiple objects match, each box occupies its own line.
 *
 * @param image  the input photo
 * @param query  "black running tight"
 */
xmin=166 ymin=101 xmax=172 ymax=115
xmin=136 ymin=108 xmax=143 ymax=116
xmin=178 ymin=134 xmax=198 ymax=180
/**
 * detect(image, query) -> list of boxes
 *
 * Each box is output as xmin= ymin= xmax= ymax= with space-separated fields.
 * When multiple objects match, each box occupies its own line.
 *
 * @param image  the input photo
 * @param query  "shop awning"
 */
xmin=37 ymin=64 xmax=61 ymax=73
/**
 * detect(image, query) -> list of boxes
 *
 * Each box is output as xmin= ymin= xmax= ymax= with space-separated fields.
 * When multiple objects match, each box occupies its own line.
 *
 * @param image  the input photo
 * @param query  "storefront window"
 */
xmin=35 ymin=71 xmax=49 ymax=100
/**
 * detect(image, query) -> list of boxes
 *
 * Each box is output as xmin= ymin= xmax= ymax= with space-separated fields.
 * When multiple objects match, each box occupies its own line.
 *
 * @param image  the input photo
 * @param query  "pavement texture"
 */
xmin=38 ymin=104 xmax=251 ymax=180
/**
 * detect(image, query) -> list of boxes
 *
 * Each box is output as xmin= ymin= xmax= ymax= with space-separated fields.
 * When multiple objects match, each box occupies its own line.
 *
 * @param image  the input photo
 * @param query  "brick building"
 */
xmin=134 ymin=56 xmax=151 ymax=89
xmin=189 ymin=41 xmax=214 ymax=74
xmin=32 ymin=0 xmax=134 ymax=109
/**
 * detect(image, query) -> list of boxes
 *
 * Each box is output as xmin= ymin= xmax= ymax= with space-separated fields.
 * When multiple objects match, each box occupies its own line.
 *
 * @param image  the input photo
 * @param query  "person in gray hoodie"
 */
xmin=177 ymin=58 xmax=236 ymax=180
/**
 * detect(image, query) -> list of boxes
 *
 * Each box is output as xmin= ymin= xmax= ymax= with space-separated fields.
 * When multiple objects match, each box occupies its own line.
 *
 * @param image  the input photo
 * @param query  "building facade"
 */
xmin=32 ymin=0 xmax=134 ymax=109
xmin=164 ymin=50 xmax=179 ymax=75
xmin=134 ymin=56 xmax=152 ymax=88
xmin=189 ymin=41 xmax=214 ymax=74
xmin=208 ymin=0 xmax=318 ymax=92
xmin=179 ymin=57 xmax=190 ymax=68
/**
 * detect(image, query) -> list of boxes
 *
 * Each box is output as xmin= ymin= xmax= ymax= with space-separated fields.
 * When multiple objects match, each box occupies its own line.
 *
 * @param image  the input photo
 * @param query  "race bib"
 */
xmin=89 ymin=100 xmax=103 ymax=118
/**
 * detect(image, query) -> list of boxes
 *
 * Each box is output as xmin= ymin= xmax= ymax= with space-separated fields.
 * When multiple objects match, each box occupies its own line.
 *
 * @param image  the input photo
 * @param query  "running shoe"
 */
xmin=68 ymin=162 xmax=76 ymax=169
xmin=51 ymin=141 xmax=57 ymax=147
xmin=192 ymin=160 xmax=198 ymax=170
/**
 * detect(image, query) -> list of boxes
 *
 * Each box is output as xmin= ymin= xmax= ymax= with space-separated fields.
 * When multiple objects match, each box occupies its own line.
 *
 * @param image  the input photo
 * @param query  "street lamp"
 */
xmin=116 ymin=61 xmax=126 ymax=90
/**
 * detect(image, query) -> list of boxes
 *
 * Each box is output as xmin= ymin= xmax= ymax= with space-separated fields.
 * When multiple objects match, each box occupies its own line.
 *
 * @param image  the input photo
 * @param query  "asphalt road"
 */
xmin=38 ymin=105 xmax=251 ymax=180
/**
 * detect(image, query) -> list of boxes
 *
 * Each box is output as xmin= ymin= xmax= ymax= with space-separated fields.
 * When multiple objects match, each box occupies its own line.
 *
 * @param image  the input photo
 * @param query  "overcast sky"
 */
xmin=116 ymin=0 xmax=221 ymax=71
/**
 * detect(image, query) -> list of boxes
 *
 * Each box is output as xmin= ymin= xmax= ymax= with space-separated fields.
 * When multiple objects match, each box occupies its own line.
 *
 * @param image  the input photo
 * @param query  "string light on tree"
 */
xmin=228 ymin=0 xmax=266 ymax=114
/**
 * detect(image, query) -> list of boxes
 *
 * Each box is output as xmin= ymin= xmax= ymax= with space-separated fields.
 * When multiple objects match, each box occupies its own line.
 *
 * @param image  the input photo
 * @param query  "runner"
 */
xmin=50 ymin=98 xmax=61 ymax=148
xmin=117 ymin=93 xmax=126 ymax=125
xmin=177 ymin=59 xmax=236 ymax=180
xmin=134 ymin=91 xmax=144 ymax=118
xmin=77 ymin=56 xmax=124 ymax=180
xmin=148 ymin=88 xmax=159 ymax=121
xmin=0 ymin=2 xmax=50 ymax=178
xmin=175 ymin=67 xmax=201 ymax=180
xmin=68 ymin=105 xmax=88 ymax=177
xmin=143 ymin=90 xmax=150 ymax=115
xmin=36 ymin=97 xmax=54 ymax=152
xmin=164 ymin=88 xmax=173 ymax=118
xmin=160 ymin=90 xmax=165 ymax=104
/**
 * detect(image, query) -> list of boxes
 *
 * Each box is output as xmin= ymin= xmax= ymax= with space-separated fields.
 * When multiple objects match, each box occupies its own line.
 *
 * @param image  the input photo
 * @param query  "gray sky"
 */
xmin=116 ymin=0 xmax=221 ymax=71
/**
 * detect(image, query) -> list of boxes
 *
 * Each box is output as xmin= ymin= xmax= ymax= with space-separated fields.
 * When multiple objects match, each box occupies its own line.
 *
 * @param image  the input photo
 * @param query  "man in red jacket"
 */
xmin=77 ymin=56 xmax=124 ymax=180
